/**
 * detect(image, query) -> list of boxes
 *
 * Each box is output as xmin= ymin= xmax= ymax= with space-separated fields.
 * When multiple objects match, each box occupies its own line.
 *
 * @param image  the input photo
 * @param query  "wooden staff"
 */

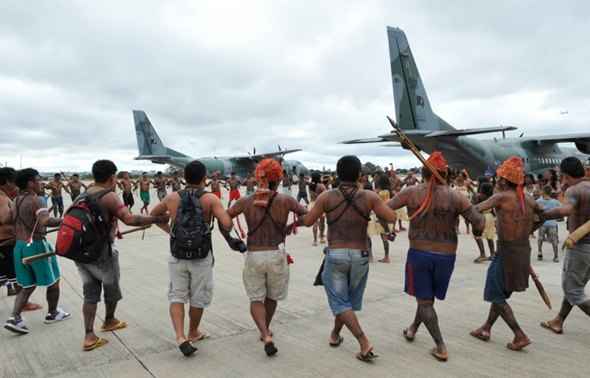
xmin=386 ymin=116 xmax=447 ymax=184
xmin=529 ymin=266 xmax=552 ymax=310
xmin=22 ymin=226 xmax=151 ymax=265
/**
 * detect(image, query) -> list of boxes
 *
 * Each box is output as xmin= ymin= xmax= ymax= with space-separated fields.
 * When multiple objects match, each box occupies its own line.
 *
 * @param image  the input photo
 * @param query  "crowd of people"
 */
xmin=0 ymin=152 xmax=589 ymax=364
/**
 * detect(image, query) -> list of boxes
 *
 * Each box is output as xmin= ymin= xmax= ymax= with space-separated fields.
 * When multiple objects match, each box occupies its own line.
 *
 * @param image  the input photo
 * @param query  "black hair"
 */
xmin=0 ymin=167 xmax=16 ymax=186
xmin=336 ymin=155 xmax=361 ymax=182
xmin=269 ymin=181 xmax=278 ymax=191
xmin=299 ymin=173 xmax=304 ymax=177
xmin=72 ymin=173 xmax=79 ymax=178
xmin=185 ymin=160 xmax=207 ymax=185
xmin=15 ymin=168 xmax=39 ymax=191
xmin=422 ymin=167 xmax=448 ymax=183
xmin=543 ymin=185 xmax=553 ymax=196
xmin=560 ymin=157 xmax=584 ymax=179
xmin=92 ymin=160 xmax=118 ymax=183
xmin=54 ymin=173 xmax=61 ymax=179
xmin=479 ymin=182 xmax=494 ymax=199
xmin=377 ymin=174 xmax=391 ymax=191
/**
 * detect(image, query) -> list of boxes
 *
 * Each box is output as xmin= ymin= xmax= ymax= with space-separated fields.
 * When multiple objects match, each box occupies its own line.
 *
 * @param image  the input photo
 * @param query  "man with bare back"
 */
xmin=295 ymin=155 xmax=397 ymax=362
xmin=309 ymin=172 xmax=326 ymax=246
xmin=150 ymin=160 xmax=234 ymax=357
xmin=227 ymin=159 xmax=307 ymax=357
xmin=387 ymin=152 xmax=484 ymax=362
xmin=470 ymin=157 xmax=543 ymax=352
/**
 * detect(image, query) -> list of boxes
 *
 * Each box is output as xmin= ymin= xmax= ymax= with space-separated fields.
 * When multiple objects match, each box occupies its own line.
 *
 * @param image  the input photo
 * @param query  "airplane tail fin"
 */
xmin=387 ymin=27 xmax=452 ymax=131
xmin=133 ymin=110 xmax=168 ymax=156
xmin=132 ymin=110 xmax=189 ymax=162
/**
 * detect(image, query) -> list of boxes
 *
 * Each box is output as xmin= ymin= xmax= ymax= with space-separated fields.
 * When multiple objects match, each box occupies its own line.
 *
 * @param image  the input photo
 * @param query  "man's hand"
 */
xmin=154 ymin=215 xmax=170 ymax=224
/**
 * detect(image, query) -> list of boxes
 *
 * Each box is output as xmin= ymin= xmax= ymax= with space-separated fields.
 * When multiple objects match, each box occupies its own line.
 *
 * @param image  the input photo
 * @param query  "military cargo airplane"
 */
xmin=133 ymin=110 xmax=308 ymax=178
xmin=342 ymin=27 xmax=590 ymax=177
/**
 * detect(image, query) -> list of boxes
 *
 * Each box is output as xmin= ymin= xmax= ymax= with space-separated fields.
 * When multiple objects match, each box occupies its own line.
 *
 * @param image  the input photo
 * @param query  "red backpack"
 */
xmin=55 ymin=189 xmax=112 ymax=263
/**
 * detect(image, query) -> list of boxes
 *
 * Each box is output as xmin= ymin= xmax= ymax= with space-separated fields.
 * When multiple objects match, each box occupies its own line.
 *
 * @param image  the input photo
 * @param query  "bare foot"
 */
xmin=378 ymin=257 xmax=391 ymax=263
xmin=506 ymin=336 xmax=531 ymax=351
xmin=470 ymin=327 xmax=491 ymax=342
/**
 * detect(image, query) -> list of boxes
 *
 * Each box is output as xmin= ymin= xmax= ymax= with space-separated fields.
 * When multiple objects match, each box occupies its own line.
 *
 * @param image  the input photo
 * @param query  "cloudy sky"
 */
xmin=1 ymin=1 xmax=589 ymax=172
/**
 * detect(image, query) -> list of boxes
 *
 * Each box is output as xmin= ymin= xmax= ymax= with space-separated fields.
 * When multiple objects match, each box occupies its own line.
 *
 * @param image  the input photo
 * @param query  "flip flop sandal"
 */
xmin=179 ymin=341 xmax=198 ymax=357
xmin=83 ymin=337 xmax=109 ymax=352
xmin=403 ymin=328 xmax=415 ymax=342
xmin=101 ymin=320 xmax=127 ymax=332
xmin=469 ymin=330 xmax=490 ymax=342
xmin=430 ymin=348 xmax=448 ymax=362
xmin=190 ymin=333 xmax=210 ymax=342
xmin=264 ymin=341 xmax=278 ymax=357
xmin=506 ymin=340 xmax=531 ymax=351
xmin=329 ymin=335 xmax=344 ymax=347
xmin=356 ymin=349 xmax=378 ymax=363
xmin=540 ymin=321 xmax=563 ymax=334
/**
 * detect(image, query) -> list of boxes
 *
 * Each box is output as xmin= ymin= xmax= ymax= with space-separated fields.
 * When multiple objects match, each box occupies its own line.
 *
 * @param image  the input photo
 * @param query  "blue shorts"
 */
xmin=322 ymin=249 xmax=369 ymax=315
xmin=484 ymin=254 xmax=512 ymax=304
xmin=13 ymin=239 xmax=61 ymax=288
xmin=405 ymin=248 xmax=456 ymax=300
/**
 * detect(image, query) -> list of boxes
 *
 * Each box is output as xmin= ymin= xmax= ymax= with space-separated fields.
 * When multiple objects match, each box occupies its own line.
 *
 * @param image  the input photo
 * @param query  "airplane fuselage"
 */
xmin=415 ymin=135 xmax=589 ymax=177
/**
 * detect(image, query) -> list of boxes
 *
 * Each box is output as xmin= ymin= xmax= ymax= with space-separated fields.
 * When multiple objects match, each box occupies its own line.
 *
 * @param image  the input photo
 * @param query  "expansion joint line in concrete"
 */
xmin=61 ymin=274 xmax=158 ymax=378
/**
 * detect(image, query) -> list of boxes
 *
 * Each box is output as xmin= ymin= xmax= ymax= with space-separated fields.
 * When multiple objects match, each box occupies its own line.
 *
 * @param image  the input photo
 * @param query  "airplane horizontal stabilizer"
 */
xmin=231 ymin=148 xmax=302 ymax=162
xmin=425 ymin=126 xmax=517 ymax=138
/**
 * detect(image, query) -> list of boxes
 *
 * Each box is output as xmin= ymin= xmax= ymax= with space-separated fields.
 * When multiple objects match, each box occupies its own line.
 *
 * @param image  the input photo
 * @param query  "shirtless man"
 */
xmin=389 ymin=169 xmax=406 ymax=232
xmin=66 ymin=174 xmax=87 ymax=202
xmin=470 ymin=157 xmax=542 ymax=352
xmin=208 ymin=172 xmax=223 ymax=200
xmin=135 ymin=173 xmax=152 ymax=214
xmin=150 ymin=160 xmax=233 ymax=356
xmin=117 ymin=171 xmax=135 ymax=211
xmin=403 ymin=171 xmax=419 ymax=187
xmin=167 ymin=171 xmax=185 ymax=192
xmin=228 ymin=172 xmax=241 ymax=207
xmin=295 ymin=155 xmax=397 ymax=362
xmin=227 ymin=159 xmax=307 ymax=356
xmin=77 ymin=160 xmax=169 ymax=351
xmin=295 ymin=173 xmax=310 ymax=205
xmin=4 ymin=169 xmax=70 ymax=334
xmin=154 ymin=172 xmax=167 ymax=202
xmin=245 ymin=174 xmax=256 ymax=196
xmin=46 ymin=173 xmax=69 ymax=217
xmin=540 ymin=157 xmax=590 ymax=334
xmin=309 ymin=172 xmax=326 ymax=246
xmin=388 ymin=152 xmax=484 ymax=362
xmin=281 ymin=170 xmax=293 ymax=196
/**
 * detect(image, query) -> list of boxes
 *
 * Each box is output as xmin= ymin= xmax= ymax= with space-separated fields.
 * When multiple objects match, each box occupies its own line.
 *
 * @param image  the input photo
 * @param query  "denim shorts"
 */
xmin=322 ymin=249 xmax=369 ymax=315
xmin=75 ymin=247 xmax=122 ymax=304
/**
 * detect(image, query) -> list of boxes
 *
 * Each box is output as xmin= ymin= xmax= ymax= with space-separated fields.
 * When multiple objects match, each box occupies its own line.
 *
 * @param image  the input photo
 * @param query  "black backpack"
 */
xmin=55 ymin=189 xmax=112 ymax=264
xmin=170 ymin=189 xmax=212 ymax=259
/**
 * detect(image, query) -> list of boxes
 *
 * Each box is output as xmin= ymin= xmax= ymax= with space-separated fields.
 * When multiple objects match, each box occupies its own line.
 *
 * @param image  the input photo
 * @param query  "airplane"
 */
xmin=133 ymin=110 xmax=309 ymax=178
xmin=342 ymin=27 xmax=590 ymax=177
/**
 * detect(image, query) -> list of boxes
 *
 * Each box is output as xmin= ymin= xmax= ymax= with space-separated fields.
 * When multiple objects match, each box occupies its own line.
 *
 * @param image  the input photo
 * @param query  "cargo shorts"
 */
xmin=168 ymin=254 xmax=214 ymax=308
xmin=243 ymin=250 xmax=289 ymax=302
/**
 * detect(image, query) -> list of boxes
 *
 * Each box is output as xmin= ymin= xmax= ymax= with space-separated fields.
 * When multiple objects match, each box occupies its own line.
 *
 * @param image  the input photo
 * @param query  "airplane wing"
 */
xmin=520 ymin=133 xmax=590 ymax=145
xmin=230 ymin=148 xmax=302 ymax=162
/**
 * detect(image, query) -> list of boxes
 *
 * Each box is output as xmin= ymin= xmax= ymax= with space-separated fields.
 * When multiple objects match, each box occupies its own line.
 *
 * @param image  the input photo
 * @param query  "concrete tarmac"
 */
xmin=1 ymin=189 xmax=588 ymax=378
